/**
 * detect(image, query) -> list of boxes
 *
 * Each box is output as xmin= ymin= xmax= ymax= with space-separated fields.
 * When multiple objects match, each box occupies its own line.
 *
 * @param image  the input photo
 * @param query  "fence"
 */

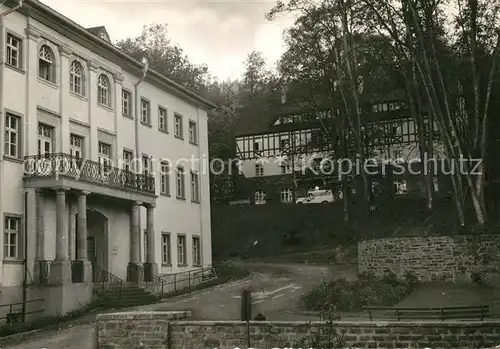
xmin=0 ymin=299 xmax=44 ymax=326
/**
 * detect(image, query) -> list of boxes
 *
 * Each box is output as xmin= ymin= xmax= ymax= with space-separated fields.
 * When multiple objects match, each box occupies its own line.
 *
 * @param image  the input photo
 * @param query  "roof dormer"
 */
xmin=86 ymin=26 xmax=111 ymax=43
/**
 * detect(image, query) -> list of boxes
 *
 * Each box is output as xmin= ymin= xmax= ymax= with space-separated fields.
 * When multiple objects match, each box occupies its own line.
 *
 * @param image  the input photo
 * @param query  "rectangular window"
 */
xmin=161 ymin=233 xmax=171 ymax=265
xmin=37 ymin=123 xmax=54 ymax=156
xmin=177 ymin=235 xmax=186 ymax=265
xmin=98 ymin=142 xmax=111 ymax=176
xmin=191 ymin=171 xmax=200 ymax=202
xmin=280 ymin=189 xmax=293 ymax=203
xmin=188 ymin=121 xmax=197 ymax=144
xmin=142 ymin=155 xmax=151 ymax=176
xmin=160 ymin=161 xmax=170 ymax=195
xmin=174 ymin=114 xmax=183 ymax=138
xmin=254 ymin=190 xmax=266 ymax=204
xmin=255 ymin=163 xmax=263 ymax=176
xmin=192 ymin=236 xmax=201 ymax=266
xmin=176 ymin=166 xmax=185 ymax=199
xmin=140 ymin=98 xmax=150 ymax=125
xmin=70 ymin=134 xmax=84 ymax=159
xmin=123 ymin=150 xmax=133 ymax=172
xmin=4 ymin=216 xmax=20 ymax=259
xmin=122 ymin=90 xmax=131 ymax=116
xmin=5 ymin=114 xmax=20 ymax=158
xmin=6 ymin=33 xmax=21 ymax=69
xmin=159 ymin=107 xmax=167 ymax=131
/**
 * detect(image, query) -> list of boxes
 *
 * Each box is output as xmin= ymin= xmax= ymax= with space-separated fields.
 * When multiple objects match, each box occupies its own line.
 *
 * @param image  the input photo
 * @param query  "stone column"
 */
xmin=77 ymin=191 xmax=90 ymax=261
xmin=77 ymin=191 xmax=92 ymax=282
xmin=55 ymin=188 xmax=68 ymax=261
xmin=127 ymin=201 xmax=142 ymax=282
xmin=33 ymin=189 xmax=46 ymax=283
xmin=144 ymin=204 xmax=158 ymax=281
xmin=51 ymin=187 xmax=71 ymax=284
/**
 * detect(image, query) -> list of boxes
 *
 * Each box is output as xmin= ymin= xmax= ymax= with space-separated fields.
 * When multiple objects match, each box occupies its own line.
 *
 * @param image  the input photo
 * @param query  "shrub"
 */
xmin=301 ymin=272 xmax=418 ymax=312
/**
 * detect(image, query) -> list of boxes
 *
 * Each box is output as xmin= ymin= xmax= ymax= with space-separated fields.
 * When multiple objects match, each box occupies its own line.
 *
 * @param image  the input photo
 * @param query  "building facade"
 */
xmin=235 ymin=99 xmax=446 ymax=204
xmin=0 ymin=0 xmax=213 ymax=315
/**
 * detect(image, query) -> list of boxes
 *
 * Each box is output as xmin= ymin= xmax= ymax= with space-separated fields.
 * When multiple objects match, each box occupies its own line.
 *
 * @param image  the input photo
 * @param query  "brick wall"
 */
xmin=96 ymin=312 xmax=500 ymax=349
xmin=358 ymin=234 xmax=500 ymax=281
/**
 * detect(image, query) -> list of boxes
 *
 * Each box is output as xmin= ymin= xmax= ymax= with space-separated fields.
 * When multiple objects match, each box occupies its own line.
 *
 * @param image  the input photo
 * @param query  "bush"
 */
xmin=301 ymin=272 xmax=418 ymax=312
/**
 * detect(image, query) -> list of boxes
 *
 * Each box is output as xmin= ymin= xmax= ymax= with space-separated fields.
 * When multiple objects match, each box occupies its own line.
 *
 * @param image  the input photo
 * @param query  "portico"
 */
xmin=24 ymin=154 xmax=158 ymax=287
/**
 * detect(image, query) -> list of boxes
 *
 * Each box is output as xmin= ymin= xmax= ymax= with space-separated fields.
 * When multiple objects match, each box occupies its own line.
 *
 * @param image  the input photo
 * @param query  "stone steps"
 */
xmin=93 ymin=284 xmax=160 ymax=308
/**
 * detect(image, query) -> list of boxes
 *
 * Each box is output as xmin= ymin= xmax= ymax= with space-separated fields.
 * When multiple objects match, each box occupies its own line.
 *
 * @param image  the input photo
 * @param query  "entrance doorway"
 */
xmin=75 ymin=209 xmax=109 ymax=270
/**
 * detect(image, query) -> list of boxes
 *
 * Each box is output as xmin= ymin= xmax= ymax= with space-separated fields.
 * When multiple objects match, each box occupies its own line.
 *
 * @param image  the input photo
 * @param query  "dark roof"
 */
xmin=86 ymin=26 xmax=106 ymax=36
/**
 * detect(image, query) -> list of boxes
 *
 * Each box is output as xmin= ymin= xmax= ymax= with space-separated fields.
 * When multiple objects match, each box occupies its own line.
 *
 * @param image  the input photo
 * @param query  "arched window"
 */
xmin=70 ymin=61 xmax=85 ymax=96
xmin=38 ymin=45 xmax=56 ymax=83
xmin=97 ymin=74 xmax=110 ymax=107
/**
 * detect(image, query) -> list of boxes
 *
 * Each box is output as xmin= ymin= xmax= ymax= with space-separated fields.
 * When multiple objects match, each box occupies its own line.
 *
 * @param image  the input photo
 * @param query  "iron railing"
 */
xmin=129 ymin=264 xmax=167 ymax=297
xmin=129 ymin=265 xmax=217 ymax=298
xmin=0 ymin=298 xmax=45 ymax=325
xmin=160 ymin=266 xmax=217 ymax=293
xmin=92 ymin=264 xmax=124 ymax=299
xmin=23 ymin=153 xmax=155 ymax=195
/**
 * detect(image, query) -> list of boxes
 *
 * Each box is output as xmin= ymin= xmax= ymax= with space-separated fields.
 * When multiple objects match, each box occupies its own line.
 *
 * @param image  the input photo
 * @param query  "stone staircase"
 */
xmin=91 ymin=264 xmax=218 ymax=309
xmin=93 ymin=283 xmax=160 ymax=308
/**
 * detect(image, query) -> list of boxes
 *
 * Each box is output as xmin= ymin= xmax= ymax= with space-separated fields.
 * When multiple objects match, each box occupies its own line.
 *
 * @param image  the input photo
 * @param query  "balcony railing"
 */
xmin=24 ymin=153 xmax=155 ymax=195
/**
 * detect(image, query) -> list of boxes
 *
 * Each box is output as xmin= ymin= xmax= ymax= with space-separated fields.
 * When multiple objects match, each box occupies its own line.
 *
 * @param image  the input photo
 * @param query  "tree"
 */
xmin=363 ymin=0 xmax=500 ymax=226
xmin=116 ymin=24 xmax=211 ymax=95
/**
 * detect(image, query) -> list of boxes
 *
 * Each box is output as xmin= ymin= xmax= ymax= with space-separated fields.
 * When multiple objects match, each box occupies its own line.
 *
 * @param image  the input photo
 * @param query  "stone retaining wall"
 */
xmin=95 ymin=312 xmax=500 ymax=349
xmin=358 ymin=234 xmax=500 ymax=281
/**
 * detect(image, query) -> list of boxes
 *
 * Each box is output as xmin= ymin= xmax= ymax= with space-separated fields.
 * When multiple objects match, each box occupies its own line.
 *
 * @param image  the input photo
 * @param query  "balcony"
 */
xmin=23 ymin=153 xmax=156 ymax=202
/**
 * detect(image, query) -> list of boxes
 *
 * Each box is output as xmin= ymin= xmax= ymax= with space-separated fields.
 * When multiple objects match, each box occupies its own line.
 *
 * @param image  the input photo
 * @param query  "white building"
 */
xmin=0 ymin=0 xmax=214 ymax=316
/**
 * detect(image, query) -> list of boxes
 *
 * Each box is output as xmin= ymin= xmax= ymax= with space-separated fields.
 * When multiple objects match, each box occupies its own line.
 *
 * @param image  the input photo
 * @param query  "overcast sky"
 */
xmin=39 ymin=0 xmax=296 ymax=81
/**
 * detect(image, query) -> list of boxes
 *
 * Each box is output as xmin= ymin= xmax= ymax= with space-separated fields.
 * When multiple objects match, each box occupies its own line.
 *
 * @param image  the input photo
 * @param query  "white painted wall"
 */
xmin=0 ymin=5 xmax=212 ymax=286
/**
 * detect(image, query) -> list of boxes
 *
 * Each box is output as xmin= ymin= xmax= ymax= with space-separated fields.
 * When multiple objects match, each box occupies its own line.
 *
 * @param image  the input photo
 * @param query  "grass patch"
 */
xmin=302 ymin=271 xmax=419 ymax=312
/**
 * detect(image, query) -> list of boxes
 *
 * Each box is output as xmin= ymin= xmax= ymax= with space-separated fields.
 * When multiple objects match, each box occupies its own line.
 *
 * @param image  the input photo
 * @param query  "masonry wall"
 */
xmin=358 ymin=234 xmax=500 ymax=281
xmin=96 ymin=312 xmax=500 ymax=349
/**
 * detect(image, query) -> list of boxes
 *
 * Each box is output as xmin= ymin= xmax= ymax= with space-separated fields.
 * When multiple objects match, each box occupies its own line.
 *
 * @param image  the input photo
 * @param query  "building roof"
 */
xmin=85 ymin=26 xmax=111 ymax=43
xmin=11 ymin=0 xmax=216 ymax=111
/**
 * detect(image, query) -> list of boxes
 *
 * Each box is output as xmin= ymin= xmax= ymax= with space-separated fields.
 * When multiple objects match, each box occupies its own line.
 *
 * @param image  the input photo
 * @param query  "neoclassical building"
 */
xmin=0 ymin=0 xmax=213 ymax=315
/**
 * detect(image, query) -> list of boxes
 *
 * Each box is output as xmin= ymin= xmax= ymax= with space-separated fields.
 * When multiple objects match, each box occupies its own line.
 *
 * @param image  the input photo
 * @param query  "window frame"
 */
xmin=174 ymin=113 xmax=183 ymax=139
xmin=38 ymin=44 xmax=56 ymax=84
xmin=188 ymin=120 xmax=198 ymax=144
xmin=280 ymin=188 xmax=293 ymax=203
xmin=255 ymin=163 xmax=264 ymax=176
xmin=122 ymin=89 xmax=132 ymax=118
xmin=158 ymin=106 xmax=168 ymax=132
xmin=4 ymin=113 xmax=21 ymax=160
xmin=6 ymin=32 xmax=22 ymax=70
xmin=161 ymin=232 xmax=171 ymax=265
xmin=177 ymin=234 xmax=187 ymax=266
xmin=69 ymin=60 xmax=85 ymax=97
xmin=4 ymin=214 xmax=22 ymax=261
xmin=140 ymin=98 xmax=151 ymax=126
xmin=190 ymin=170 xmax=200 ymax=203
xmin=97 ymin=74 xmax=111 ymax=108
xmin=176 ymin=166 xmax=186 ymax=199
xmin=192 ymin=236 xmax=201 ymax=266
xmin=160 ymin=161 xmax=170 ymax=196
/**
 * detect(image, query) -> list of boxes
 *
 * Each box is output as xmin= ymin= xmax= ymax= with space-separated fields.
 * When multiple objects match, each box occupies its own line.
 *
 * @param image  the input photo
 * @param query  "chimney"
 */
xmin=281 ymin=84 xmax=287 ymax=104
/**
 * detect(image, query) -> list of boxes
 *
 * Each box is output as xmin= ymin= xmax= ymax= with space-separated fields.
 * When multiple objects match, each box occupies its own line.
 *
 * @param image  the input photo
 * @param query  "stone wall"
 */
xmin=358 ymin=234 xmax=500 ymax=281
xmin=96 ymin=312 xmax=500 ymax=349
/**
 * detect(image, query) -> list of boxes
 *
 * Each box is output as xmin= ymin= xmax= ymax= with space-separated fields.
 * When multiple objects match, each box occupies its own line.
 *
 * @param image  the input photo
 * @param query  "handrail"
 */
xmin=129 ymin=264 xmax=167 ymax=297
xmin=130 ymin=265 xmax=217 ymax=298
xmin=92 ymin=264 xmax=124 ymax=299
xmin=160 ymin=266 xmax=217 ymax=292
xmin=23 ymin=153 xmax=155 ymax=195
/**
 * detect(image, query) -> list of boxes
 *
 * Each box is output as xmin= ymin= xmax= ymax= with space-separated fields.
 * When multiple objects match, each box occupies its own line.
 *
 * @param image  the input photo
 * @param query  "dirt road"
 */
xmin=5 ymin=262 xmax=354 ymax=349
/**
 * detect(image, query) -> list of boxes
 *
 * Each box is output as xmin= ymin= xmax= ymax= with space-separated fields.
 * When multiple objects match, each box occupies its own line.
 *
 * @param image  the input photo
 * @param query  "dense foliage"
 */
xmin=301 ymin=271 xmax=419 ymax=312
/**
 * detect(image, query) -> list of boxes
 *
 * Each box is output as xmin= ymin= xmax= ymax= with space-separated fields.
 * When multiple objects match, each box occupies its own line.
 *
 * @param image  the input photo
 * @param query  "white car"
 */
xmin=296 ymin=188 xmax=334 ymax=204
